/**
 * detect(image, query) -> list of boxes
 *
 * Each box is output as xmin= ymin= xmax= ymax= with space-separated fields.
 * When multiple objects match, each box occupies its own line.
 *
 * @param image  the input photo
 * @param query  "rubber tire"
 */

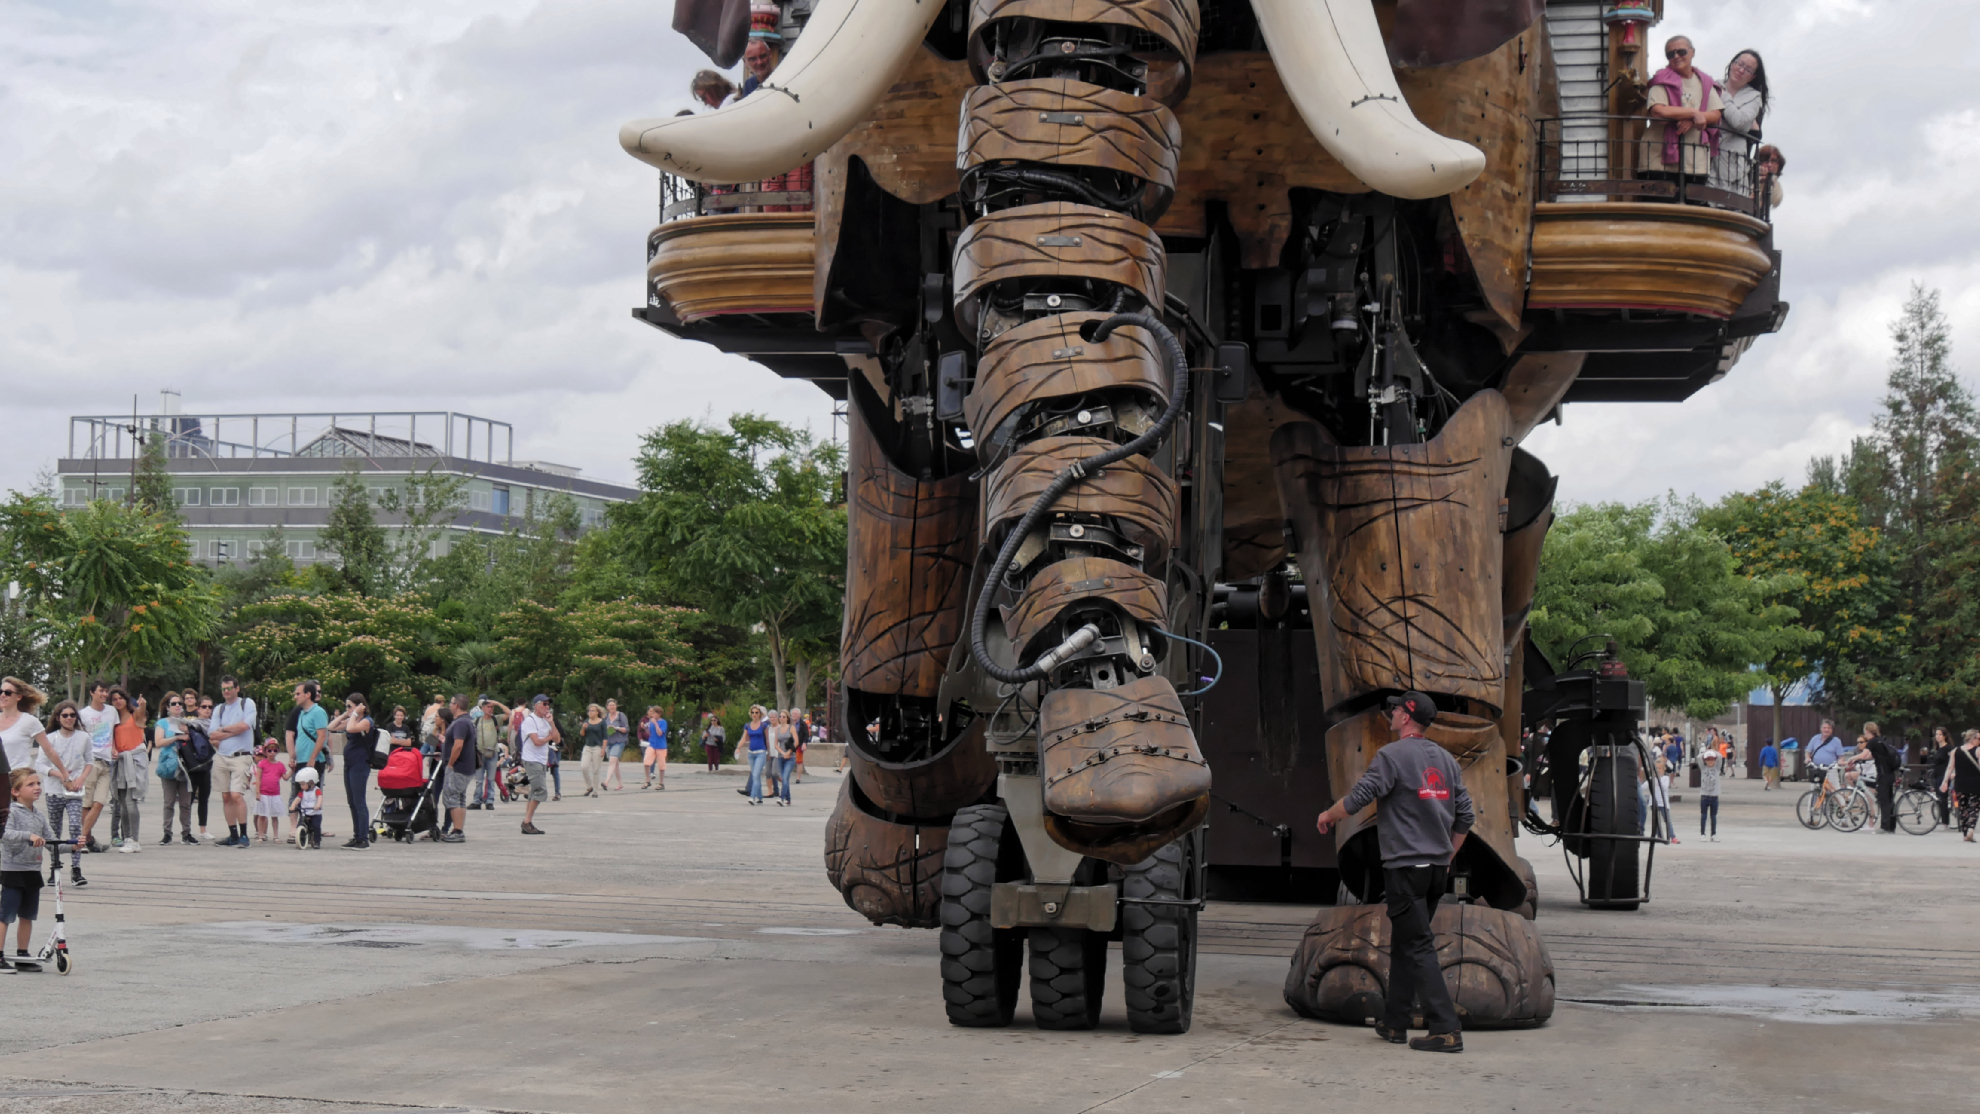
xmin=54 ymin=952 xmax=70 ymax=975
xmin=1584 ymin=755 xmax=1641 ymax=910
xmin=1121 ymin=832 xmax=1199 ymax=1034
xmin=1829 ymin=791 xmax=1870 ymax=832
xmin=1795 ymin=789 xmax=1829 ymax=830
xmin=939 ymin=803 xmax=1024 ymax=1028
xmin=1895 ymin=790 xmax=1937 ymax=835
xmin=1028 ymin=924 xmax=1106 ymax=1030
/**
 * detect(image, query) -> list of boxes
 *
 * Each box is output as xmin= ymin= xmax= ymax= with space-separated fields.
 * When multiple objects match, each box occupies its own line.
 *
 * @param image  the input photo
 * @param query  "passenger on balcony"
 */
xmin=1756 ymin=145 xmax=1785 ymax=210
xmin=690 ymin=69 xmax=736 ymax=110
xmin=1712 ymin=50 xmax=1771 ymax=199
xmin=733 ymin=7 xmax=813 ymax=214
xmin=1643 ymin=36 xmax=1722 ymax=201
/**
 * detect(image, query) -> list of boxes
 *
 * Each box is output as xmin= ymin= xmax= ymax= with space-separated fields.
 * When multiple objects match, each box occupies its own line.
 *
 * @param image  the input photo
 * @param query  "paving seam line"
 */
xmin=1072 ymin=1020 xmax=1306 ymax=1114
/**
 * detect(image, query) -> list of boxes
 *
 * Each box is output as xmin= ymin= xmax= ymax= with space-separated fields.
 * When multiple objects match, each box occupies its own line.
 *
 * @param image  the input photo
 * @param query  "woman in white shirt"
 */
xmin=37 ymin=700 xmax=90 ymax=885
xmin=1715 ymin=50 xmax=1770 ymax=194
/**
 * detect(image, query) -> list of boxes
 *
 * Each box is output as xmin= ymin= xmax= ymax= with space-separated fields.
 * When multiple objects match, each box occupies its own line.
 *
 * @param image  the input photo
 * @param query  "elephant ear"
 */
xmin=1388 ymin=0 xmax=1544 ymax=68
xmin=673 ymin=0 xmax=752 ymax=69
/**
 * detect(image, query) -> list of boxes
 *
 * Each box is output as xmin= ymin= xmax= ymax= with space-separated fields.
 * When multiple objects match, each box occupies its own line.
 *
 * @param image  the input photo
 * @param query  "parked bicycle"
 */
xmin=1892 ymin=768 xmax=1939 ymax=836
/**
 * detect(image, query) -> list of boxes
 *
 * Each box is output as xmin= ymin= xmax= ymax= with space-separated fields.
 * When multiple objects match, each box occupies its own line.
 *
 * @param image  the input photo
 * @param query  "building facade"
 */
xmin=60 ymin=401 xmax=637 ymax=563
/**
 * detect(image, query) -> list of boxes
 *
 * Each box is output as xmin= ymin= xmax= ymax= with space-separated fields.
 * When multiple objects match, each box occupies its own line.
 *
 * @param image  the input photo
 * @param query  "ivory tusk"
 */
xmin=1252 ymin=0 xmax=1486 ymax=199
xmin=620 ymin=0 xmax=945 ymax=183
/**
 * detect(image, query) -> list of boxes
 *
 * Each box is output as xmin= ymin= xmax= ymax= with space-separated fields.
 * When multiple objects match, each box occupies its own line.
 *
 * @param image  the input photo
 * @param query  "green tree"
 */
xmin=612 ymin=415 xmax=845 ymax=709
xmin=490 ymin=598 xmax=698 ymax=711
xmin=132 ymin=432 xmax=177 ymax=520
xmin=317 ymin=467 xmax=388 ymax=594
xmin=1698 ymin=481 xmax=1895 ymax=743
xmin=374 ymin=466 xmax=468 ymax=596
xmin=0 ymin=493 xmax=219 ymax=689
xmin=424 ymin=494 xmax=583 ymax=631
xmin=1532 ymin=500 xmax=1806 ymax=719
xmin=224 ymin=593 xmax=462 ymax=718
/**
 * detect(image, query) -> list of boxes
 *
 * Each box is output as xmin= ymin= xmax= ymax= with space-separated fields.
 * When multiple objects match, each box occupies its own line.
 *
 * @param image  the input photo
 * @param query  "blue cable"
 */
xmin=1163 ymin=629 xmax=1224 ymax=697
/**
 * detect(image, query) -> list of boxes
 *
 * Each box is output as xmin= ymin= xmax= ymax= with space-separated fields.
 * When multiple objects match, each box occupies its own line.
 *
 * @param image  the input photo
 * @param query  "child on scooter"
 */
xmin=2 ymin=769 xmax=61 ymax=972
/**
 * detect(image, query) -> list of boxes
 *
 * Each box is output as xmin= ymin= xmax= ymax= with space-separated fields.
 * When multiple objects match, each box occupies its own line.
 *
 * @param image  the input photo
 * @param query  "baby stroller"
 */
xmin=373 ymin=747 xmax=442 ymax=843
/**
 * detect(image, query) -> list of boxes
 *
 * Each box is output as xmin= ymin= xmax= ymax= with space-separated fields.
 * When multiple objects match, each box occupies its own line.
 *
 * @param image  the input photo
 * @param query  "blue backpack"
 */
xmin=179 ymin=723 xmax=216 ymax=774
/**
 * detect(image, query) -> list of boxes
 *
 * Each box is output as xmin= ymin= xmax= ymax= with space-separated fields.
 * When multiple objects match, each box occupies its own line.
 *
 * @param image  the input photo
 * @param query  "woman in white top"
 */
xmin=0 ymin=677 xmax=67 ymax=782
xmin=1715 ymin=49 xmax=1769 ymax=193
xmin=36 ymin=699 xmax=89 ymax=885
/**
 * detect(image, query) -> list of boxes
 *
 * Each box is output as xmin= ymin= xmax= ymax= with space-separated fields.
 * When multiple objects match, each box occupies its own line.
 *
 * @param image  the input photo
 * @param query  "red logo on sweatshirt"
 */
xmin=1418 ymin=768 xmax=1450 ymax=800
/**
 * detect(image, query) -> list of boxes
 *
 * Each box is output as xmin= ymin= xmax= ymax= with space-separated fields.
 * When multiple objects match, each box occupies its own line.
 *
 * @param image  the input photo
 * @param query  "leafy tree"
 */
xmin=1698 ymin=481 xmax=1895 ymax=743
xmin=1531 ymin=499 xmax=1807 ymax=719
xmin=132 ymin=432 xmax=177 ymax=520
xmin=224 ymin=593 xmax=462 ymax=718
xmin=423 ymin=493 xmax=582 ymax=631
xmin=612 ymin=415 xmax=845 ymax=709
xmin=0 ymin=596 xmax=50 ymax=692
xmin=490 ymin=598 xmax=697 ymax=711
xmin=0 ymin=493 xmax=219 ymax=689
xmin=317 ymin=467 xmax=388 ymax=594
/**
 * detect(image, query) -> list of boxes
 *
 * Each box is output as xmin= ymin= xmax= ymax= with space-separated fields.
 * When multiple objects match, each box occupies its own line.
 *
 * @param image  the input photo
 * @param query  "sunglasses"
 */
xmin=58 ymin=712 xmax=77 ymax=720
xmin=0 ymin=688 xmax=16 ymax=697
xmin=199 ymin=704 xmax=214 ymax=711
xmin=1666 ymin=48 xmax=1690 ymax=59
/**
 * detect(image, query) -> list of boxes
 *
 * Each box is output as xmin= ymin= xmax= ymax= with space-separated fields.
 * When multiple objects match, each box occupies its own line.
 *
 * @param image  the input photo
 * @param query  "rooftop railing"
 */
xmin=67 ymin=411 xmax=515 ymax=466
xmin=1536 ymin=115 xmax=1774 ymax=219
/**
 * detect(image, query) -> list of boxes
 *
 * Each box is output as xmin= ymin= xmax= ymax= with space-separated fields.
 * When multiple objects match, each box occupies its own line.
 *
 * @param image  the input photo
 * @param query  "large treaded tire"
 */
xmin=1028 ymin=924 xmax=1107 ymax=1030
xmin=939 ymin=804 xmax=1024 ymax=1027
xmin=1121 ymin=831 xmax=1199 ymax=1034
xmin=1585 ymin=755 xmax=1641 ymax=910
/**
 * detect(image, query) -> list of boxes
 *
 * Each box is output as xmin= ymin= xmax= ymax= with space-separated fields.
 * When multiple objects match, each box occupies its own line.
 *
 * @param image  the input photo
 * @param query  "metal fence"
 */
xmin=1536 ymin=115 xmax=1772 ymax=218
xmin=658 ymin=171 xmax=814 ymax=224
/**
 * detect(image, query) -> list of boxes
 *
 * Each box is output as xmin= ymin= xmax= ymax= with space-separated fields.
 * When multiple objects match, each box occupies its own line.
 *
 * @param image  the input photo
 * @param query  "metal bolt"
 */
xmin=1076 ymin=409 xmax=1092 ymax=424
xmin=1045 ymin=294 xmax=1062 ymax=308
xmin=1068 ymin=524 xmax=1086 ymax=538
xmin=1059 ymin=41 xmax=1075 ymax=53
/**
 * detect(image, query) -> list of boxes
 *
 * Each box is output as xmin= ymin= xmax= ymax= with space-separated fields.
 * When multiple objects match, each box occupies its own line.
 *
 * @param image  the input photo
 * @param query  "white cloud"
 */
xmin=3 ymin=0 xmax=1974 ymax=509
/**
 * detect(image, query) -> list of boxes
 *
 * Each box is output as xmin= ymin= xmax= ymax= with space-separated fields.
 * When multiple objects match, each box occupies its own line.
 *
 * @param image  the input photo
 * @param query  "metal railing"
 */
xmin=1536 ymin=115 xmax=1773 ymax=219
xmin=658 ymin=170 xmax=814 ymax=224
xmin=67 ymin=411 xmax=514 ymax=465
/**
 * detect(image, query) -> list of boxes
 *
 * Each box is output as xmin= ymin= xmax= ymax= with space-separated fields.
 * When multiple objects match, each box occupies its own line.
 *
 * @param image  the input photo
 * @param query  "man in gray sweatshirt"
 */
xmin=1315 ymin=691 xmax=1475 ymax=1053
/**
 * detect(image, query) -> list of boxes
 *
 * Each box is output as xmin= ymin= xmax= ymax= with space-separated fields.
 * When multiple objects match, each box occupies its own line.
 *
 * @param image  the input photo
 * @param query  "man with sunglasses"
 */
xmin=210 ymin=677 xmax=259 ymax=848
xmin=73 ymin=681 xmax=120 ymax=854
xmin=1644 ymin=36 xmax=1724 ymax=195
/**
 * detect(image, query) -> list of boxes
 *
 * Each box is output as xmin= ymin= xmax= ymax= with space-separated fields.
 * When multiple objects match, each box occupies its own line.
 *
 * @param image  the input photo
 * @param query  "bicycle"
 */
xmin=1893 ymin=769 xmax=1940 ymax=835
xmin=1796 ymin=765 xmax=1844 ymax=830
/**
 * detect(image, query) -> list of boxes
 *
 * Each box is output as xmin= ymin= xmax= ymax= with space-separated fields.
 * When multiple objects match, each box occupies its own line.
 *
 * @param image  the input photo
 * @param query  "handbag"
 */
xmin=368 ymin=728 xmax=391 ymax=771
xmin=156 ymin=742 xmax=183 ymax=781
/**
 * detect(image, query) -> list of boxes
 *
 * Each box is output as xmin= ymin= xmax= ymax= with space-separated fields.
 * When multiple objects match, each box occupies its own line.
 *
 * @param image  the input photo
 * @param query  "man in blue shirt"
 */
xmin=287 ymin=681 xmax=329 ymax=841
xmin=1808 ymin=720 xmax=1849 ymax=770
xmin=210 ymin=676 xmax=259 ymax=848
xmin=1758 ymin=739 xmax=1780 ymax=790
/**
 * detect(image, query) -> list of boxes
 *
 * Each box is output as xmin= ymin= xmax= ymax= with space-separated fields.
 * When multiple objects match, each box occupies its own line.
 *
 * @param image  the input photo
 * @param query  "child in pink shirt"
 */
xmin=253 ymin=742 xmax=286 ymax=843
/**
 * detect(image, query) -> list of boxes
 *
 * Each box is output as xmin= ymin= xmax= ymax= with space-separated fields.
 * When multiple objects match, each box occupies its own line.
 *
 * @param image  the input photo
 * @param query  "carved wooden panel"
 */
xmin=1501 ymin=507 xmax=1551 ymax=652
xmin=1000 ymin=556 xmax=1168 ymax=656
xmin=849 ymin=718 xmax=997 ymax=818
xmin=1529 ymin=202 xmax=1775 ymax=318
xmin=824 ymin=777 xmax=947 ymax=928
xmin=1217 ymin=383 xmax=1308 ymax=580
xmin=982 ymin=435 xmax=1179 ymax=564
xmin=1037 ymin=673 xmax=1210 ymax=865
xmin=647 ymin=212 xmax=816 ymax=322
xmin=841 ymin=404 xmax=979 ymax=698
xmin=968 ymin=0 xmax=1201 ymax=67
xmin=1272 ymin=391 xmax=1514 ymax=712
xmin=952 ymin=202 xmax=1167 ymax=330
xmin=965 ymin=312 xmax=1169 ymax=447
xmin=1500 ymin=352 xmax=1585 ymax=444
xmin=1282 ymin=903 xmax=1555 ymax=1028
xmin=959 ymin=80 xmax=1182 ymax=218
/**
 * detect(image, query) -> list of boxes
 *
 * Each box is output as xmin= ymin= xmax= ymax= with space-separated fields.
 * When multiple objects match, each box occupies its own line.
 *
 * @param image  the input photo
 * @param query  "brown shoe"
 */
xmin=1374 ymin=1022 xmax=1408 ymax=1044
xmin=521 ymin=823 xmax=545 ymax=835
xmin=1409 ymin=1032 xmax=1463 ymax=1053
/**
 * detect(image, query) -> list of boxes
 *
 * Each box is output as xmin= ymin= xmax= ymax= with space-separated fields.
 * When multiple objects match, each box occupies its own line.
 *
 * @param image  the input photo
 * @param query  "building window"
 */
xmin=287 ymin=487 xmax=318 ymax=507
xmin=107 ymin=488 xmax=125 ymax=503
xmin=209 ymin=488 xmax=241 ymax=506
xmin=470 ymin=490 xmax=490 ymax=512
xmin=285 ymin=540 xmax=316 ymax=560
xmin=491 ymin=485 xmax=510 ymax=516
xmin=247 ymin=487 xmax=277 ymax=507
xmin=209 ymin=540 xmax=234 ymax=560
xmin=246 ymin=540 xmax=266 ymax=557
xmin=173 ymin=488 xmax=202 ymax=507
xmin=368 ymin=485 xmax=395 ymax=504
xmin=62 ymin=489 xmax=87 ymax=507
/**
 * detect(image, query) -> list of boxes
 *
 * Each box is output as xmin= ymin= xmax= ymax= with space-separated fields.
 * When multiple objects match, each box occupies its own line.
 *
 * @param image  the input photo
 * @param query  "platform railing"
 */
xmin=658 ymin=170 xmax=814 ymax=224
xmin=1536 ymin=115 xmax=1771 ymax=219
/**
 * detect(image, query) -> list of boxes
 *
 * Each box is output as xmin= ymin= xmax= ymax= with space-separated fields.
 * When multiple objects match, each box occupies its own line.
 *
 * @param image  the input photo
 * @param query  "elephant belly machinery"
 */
xmin=624 ymin=0 xmax=1787 ymax=1032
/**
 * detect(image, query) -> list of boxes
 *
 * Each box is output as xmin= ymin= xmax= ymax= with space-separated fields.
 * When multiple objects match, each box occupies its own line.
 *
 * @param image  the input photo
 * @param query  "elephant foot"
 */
xmin=1037 ymin=675 xmax=1211 ymax=866
xmin=823 ymin=778 xmax=948 ymax=928
xmin=1284 ymin=903 xmax=1556 ymax=1029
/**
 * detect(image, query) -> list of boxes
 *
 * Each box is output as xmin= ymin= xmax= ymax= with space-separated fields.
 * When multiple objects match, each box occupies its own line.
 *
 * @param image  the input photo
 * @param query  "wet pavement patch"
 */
xmin=1566 ymin=984 xmax=1980 ymax=1023
xmin=195 ymin=921 xmax=712 ymax=950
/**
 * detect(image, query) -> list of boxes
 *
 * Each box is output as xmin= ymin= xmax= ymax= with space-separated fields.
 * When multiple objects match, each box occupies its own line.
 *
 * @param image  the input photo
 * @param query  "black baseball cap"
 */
xmin=1386 ymin=691 xmax=1437 ymax=726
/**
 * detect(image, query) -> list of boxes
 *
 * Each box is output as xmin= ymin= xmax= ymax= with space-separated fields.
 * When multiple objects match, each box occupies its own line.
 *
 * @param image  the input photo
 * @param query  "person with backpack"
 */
xmin=186 ymin=692 xmax=216 ymax=841
xmin=152 ymin=693 xmax=199 ymax=846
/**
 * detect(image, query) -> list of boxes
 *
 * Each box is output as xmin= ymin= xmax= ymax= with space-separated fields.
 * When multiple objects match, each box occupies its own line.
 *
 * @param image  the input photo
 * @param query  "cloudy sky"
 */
xmin=4 ymin=0 xmax=1976 ymax=505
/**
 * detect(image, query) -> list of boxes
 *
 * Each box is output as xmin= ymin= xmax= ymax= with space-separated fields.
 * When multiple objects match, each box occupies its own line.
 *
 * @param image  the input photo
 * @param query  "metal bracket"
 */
xmin=999 ymin=773 xmax=1085 ymax=884
xmin=990 ymin=882 xmax=1119 ymax=931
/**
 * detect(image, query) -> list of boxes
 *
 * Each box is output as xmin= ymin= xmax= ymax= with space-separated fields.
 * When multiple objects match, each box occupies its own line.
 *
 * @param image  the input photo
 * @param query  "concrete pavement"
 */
xmin=3 ymin=769 xmax=1973 ymax=1113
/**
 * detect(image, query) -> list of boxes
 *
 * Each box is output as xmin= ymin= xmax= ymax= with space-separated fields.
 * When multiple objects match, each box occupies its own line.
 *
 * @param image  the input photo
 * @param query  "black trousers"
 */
xmin=1876 ymin=776 xmax=1897 ymax=832
xmin=1384 ymin=865 xmax=1459 ymax=1035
